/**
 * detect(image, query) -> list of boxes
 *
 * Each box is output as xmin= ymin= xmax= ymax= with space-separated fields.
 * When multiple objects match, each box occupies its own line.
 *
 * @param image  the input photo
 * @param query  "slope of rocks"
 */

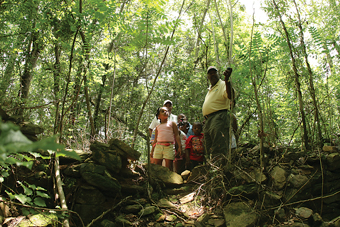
xmin=1 ymin=136 xmax=340 ymax=227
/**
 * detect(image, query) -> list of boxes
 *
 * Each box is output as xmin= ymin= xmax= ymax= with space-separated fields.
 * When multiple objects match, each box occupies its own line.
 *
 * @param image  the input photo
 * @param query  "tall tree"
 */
xmin=272 ymin=0 xmax=310 ymax=150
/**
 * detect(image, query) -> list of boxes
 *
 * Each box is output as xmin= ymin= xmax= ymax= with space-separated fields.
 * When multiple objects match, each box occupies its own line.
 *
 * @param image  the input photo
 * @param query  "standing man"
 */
xmin=202 ymin=66 xmax=234 ymax=160
xmin=149 ymin=100 xmax=177 ymax=136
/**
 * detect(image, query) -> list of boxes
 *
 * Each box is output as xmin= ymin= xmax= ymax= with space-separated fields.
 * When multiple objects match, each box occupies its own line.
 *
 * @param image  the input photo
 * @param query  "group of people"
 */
xmin=148 ymin=66 xmax=236 ymax=173
xmin=148 ymin=100 xmax=204 ymax=173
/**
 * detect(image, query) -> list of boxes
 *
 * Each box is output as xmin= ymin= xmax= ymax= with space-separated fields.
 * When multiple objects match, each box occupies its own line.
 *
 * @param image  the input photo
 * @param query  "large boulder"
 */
xmin=270 ymin=166 xmax=287 ymax=190
xmin=109 ymin=138 xmax=141 ymax=160
xmin=91 ymin=142 xmax=122 ymax=173
xmin=147 ymin=163 xmax=183 ymax=186
xmin=326 ymin=153 xmax=340 ymax=171
xmin=80 ymin=163 xmax=121 ymax=192
xmin=75 ymin=185 xmax=106 ymax=205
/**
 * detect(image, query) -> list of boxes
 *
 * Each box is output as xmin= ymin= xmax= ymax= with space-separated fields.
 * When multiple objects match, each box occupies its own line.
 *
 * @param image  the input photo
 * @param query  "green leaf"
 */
xmin=18 ymin=181 xmax=33 ymax=196
xmin=15 ymin=193 xmax=31 ymax=205
xmin=22 ymin=208 xmax=30 ymax=216
xmin=34 ymin=197 xmax=46 ymax=207
xmin=36 ymin=191 xmax=50 ymax=199
xmin=36 ymin=186 xmax=48 ymax=191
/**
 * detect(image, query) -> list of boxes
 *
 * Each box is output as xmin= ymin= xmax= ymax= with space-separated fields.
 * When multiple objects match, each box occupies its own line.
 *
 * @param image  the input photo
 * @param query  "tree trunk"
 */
xmin=214 ymin=0 xmax=227 ymax=50
xmin=249 ymin=12 xmax=265 ymax=170
xmin=272 ymin=0 xmax=310 ymax=150
xmin=293 ymin=0 xmax=323 ymax=148
xmin=93 ymin=65 xmax=108 ymax=133
xmin=209 ymin=12 xmax=220 ymax=68
xmin=227 ymin=0 xmax=233 ymax=66
xmin=53 ymin=43 xmax=61 ymax=134
xmin=58 ymin=27 xmax=79 ymax=142
xmin=18 ymin=31 xmax=42 ymax=115
xmin=194 ymin=0 xmax=211 ymax=59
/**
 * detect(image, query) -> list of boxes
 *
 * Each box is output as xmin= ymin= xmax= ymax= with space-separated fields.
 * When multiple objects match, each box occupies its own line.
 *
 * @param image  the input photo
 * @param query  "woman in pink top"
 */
xmin=151 ymin=107 xmax=182 ymax=171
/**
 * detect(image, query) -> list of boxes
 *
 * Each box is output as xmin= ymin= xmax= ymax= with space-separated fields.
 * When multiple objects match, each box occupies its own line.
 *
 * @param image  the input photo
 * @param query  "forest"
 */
xmin=1 ymin=0 xmax=339 ymax=153
xmin=0 ymin=0 xmax=340 ymax=226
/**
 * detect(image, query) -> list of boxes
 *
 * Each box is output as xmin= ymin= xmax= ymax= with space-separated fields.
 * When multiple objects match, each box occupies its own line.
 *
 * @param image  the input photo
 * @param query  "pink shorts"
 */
xmin=153 ymin=144 xmax=175 ymax=160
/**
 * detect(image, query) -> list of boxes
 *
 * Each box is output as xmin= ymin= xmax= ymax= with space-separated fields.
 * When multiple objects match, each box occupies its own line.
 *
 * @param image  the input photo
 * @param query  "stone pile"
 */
xmin=2 ymin=132 xmax=340 ymax=227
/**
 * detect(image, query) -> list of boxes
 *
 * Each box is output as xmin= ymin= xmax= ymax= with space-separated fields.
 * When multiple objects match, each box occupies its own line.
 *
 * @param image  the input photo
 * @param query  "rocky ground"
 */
xmin=2 ymin=135 xmax=340 ymax=227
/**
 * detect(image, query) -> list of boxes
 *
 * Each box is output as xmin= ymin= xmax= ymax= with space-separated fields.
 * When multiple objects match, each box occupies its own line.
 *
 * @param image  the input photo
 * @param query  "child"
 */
xmin=185 ymin=122 xmax=204 ymax=170
xmin=174 ymin=121 xmax=188 ymax=174
xmin=151 ymin=107 xmax=182 ymax=171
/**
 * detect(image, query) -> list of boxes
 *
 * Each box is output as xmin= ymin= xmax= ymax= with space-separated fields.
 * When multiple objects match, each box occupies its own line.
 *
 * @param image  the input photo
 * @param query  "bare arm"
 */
xmin=224 ymin=67 xmax=234 ymax=99
xmin=172 ymin=122 xmax=182 ymax=156
xmin=152 ymin=128 xmax=158 ymax=146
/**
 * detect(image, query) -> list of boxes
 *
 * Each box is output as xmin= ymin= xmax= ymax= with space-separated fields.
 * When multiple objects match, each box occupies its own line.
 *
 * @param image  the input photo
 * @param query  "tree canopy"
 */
xmin=1 ymin=0 xmax=339 ymax=159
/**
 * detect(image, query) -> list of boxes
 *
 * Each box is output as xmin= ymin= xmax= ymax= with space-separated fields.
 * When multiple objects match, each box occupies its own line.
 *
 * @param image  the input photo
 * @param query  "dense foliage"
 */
xmin=1 ymin=0 xmax=339 ymax=161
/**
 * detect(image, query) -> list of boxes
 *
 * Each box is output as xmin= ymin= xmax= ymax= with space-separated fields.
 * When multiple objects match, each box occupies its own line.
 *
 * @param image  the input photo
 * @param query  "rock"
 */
xmin=80 ymin=163 xmax=121 ymax=192
xmin=323 ymin=146 xmax=338 ymax=152
xmin=80 ymin=162 xmax=106 ymax=174
xmin=181 ymin=170 xmax=191 ymax=180
xmin=138 ymin=206 xmax=157 ymax=216
xmin=82 ymin=171 xmax=121 ymax=192
xmin=249 ymin=168 xmax=267 ymax=183
xmin=115 ymin=215 xmax=133 ymax=226
xmin=179 ymin=192 xmax=195 ymax=204
xmin=155 ymin=213 xmax=166 ymax=222
xmin=275 ymin=208 xmax=286 ymax=221
xmin=288 ymin=174 xmax=309 ymax=188
xmin=120 ymin=167 xmax=140 ymax=178
xmin=326 ymin=153 xmax=340 ymax=171
xmin=261 ymin=191 xmax=282 ymax=206
xmin=223 ymin=202 xmax=258 ymax=227
xmin=207 ymin=218 xmax=225 ymax=227
xmin=63 ymin=164 xmax=81 ymax=177
xmin=163 ymin=185 xmax=193 ymax=195
xmin=165 ymin=214 xmax=177 ymax=222
xmin=157 ymin=198 xmax=176 ymax=208
xmin=109 ymin=138 xmax=141 ymax=160
xmin=121 ymin=183 xmax=146 ymax=195
xmin=148 ymin=163 xmax=183 ymax=186
xmin=295 ymin=207 xmax=313 ymax=219
xmin=17 ymin=213 xmax=58 ymax=227
xmin=195 ymin=213 xmax=210 ymax=226
xmin=270 ymin=166 xmax=287 ymax=190
xmin=19 ymin=122 xmax=44 ymax=141
xmin=123 ymin=204 xmax=143 ymax=214
xmin=60 ymin=149 xmax=90 ymax=164
xmin=92 ymin=148 xmax=122 ymax=174
xmin=90 ymin=141 xmax=110 ymax=153
xmin=312 ymin=213 xmax=324 ymax=226
xmin=76 ymin=185 xmax=106 ymax=204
